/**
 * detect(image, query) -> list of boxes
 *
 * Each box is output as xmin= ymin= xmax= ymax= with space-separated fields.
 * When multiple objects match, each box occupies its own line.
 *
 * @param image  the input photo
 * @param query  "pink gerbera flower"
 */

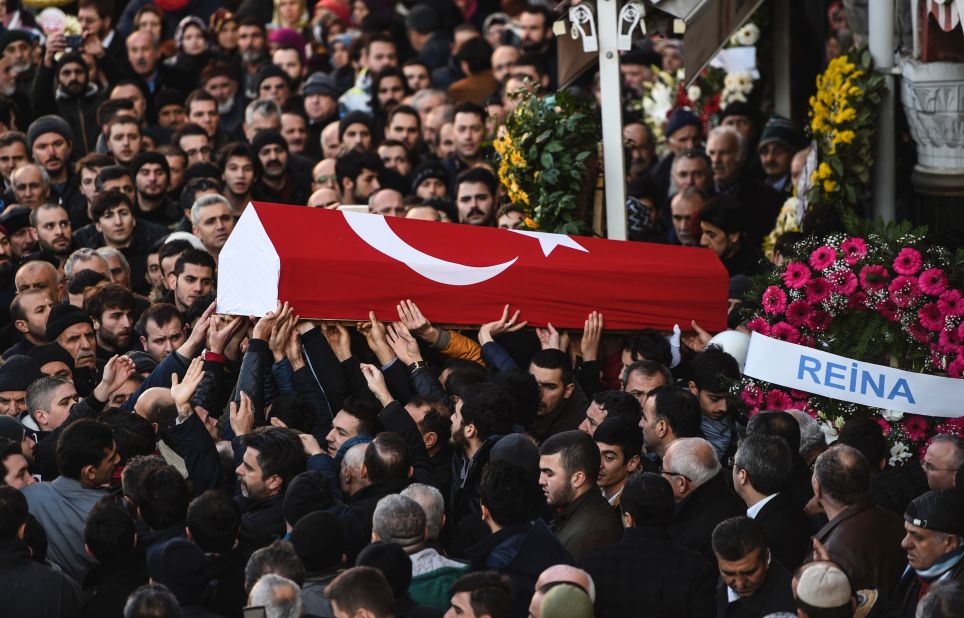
xmin=859 ymin=265 xmax=889 ymax=291
xmin=949 ymin=355 xmax=964 ymax=378
xmin=805 ymin=277 xmax=831 ymax=303
xmin=783 ymin=262 xmax=811 ymax=290
xmin=770 ymin=321 xmax=801 ymax=344
xmin=828 ymin=270 xmax=858 ymax=296
xmin=809 ymin=245 xmax=837 ymax=271
xmin=889 ymin=276 xmax=921 ymax=308
xmin=762 ymin=286 xmax=788 ymax=315
xmin=919 ymin=303 xmax=945 ymax=332
xmin=901 ymin=414 xmax=930 ymax=441
xmin=764 ymin=389 xmax=793 ymax=410
xmin=877 ymin=300 xmax=899 ymax=321
xmin=741 ymin=384 xmax=763 ymax=407
xmin=840 ymin=237 xmax=867 ymax=265
xmin=785 ymin=300 xmax=813 ymax=327
xmin=918 ymin=268 xmax=948 ymax=296
xmin=938 ymin=328 xmax=962 ymax=354
xmin=938 ymin=290 xmax=964 ymax=317
xmin=746 ymin=317 xmax=771 ymax=335
xmin=908 ymin=321 xmax=932 ymax=344
xmin=807 ymin=309 xmax=832 ymax=332
xmin=847 ymin=291 xmax=868 ymax=310
xmin=893 ymin=247 xmax=923 ymax=276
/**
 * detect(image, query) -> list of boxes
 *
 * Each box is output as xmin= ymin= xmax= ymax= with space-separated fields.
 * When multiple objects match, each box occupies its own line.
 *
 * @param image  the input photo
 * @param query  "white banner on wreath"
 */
xmin=743 ymin=333 xmax=964 ymax=419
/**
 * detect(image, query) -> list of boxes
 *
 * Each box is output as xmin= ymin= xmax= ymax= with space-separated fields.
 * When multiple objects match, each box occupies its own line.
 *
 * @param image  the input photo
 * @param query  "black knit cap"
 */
xmin=905 ymin=489 xmax=964 ymax=536
xmin=0 ymin=206 xmax=31 ymax=234
xmin=45 ymin=303 xmax=93 ymax=343
xmin=255 ymin=63 xmax=290 ymax=90
xmin=410 ymin=161 xmax=447 ymax=193
xmin=0 ymin=416 xmax=25 ymax=442
xmin=130 ymin=150 xmax=171 ymax=177
xmin=289 ymin=510 xmax=344 ymax=572
xmin=0 ymin=355 xmax=44 ymax=392
xmin=55 ymin=52 xmax=87 ymax=74
xmin=251 ymin=129 xmax=288 ymax=154
xmin=338 ymin=111 xmax=374 ymax=140
xmin=283 ymin=470 xmax=335 ymax=526
xmin=155 ymin=87 xmax=186 ymax=110
xmin=719 ymin=101 xmax=761 ymax=126
xmin=27 ymin=342 xmax=75 ymax=372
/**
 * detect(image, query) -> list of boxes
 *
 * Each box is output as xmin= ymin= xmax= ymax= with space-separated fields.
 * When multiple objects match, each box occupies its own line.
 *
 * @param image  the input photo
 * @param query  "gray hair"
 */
xmin=707 ymin=125 xmax=745 ymax=161
xmin=249 ymin=574 xmax=303 ymax=618
xmin=733 ymin=434 xmax=792 ymax=495
xmin=12 ymin=162 xmax=50 ymax=190
xmin=930 ymin=434 xmax=964 ymax=467
xmin=787 ymin=409 xmax=827 ymax=459
xmin=244 ymin=540 xmax=305 ymax=591
xmin=191 ymin=193 xmax=231 ymax=226
xmin=246 ymin=98 xmax=282 ymax=124
xmin=341 ymin=442 xmax=367 ymax=477
xmin=410 ymin=89 xmax=448 ymax=111
xmin=667 ymin=437 xmax=720 ymax=488
xmin=26 ymin=375 xmax=71 ymax=420
xmin=372 ymin=494 xmax=426 ymax=553
xmin=401 ymin=483 xmax=445 ymax=541
xmin=97 ymin=246 xmax=131 ymax=277
xmin=123 ymin=583 xmax=180 ymax=618
xmin=916 ymin=580 xmax=964 ymax=618
xmin=64 ymin=248 xmax=108 ymax=280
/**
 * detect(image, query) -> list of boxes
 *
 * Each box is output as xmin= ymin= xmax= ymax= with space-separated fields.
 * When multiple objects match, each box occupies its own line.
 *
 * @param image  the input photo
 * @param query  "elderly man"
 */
xmin=11 ymin=163 xmax=50 ymax=210
xmin=15 ymin=260 xmax=64 ymax=300
xmin=757 ymin=115 xmax=804 ymax=194
xmin=0 ymin=355 xmax=43 ymax=417
xmin=922 ymin=435 xmax=964 ymax=491
xmin=45 ymin=303 xmax=97 ymax=376
xmin=670 ymin=187 xmax=708 ymax=247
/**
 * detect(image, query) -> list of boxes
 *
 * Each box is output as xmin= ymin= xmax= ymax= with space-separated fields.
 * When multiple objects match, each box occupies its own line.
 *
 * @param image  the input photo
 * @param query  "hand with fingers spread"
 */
xmin=360 ymin=363 xmax=393 ymax=406
xmin=208 ymin=315 xmax=243 ymax=355
xmin=479 ymin=304 xmax=528 ymax=346
xmin=580 ymin=311 xmax=604 ymax=362
xmin=536 ymin=322 xmax=562 ymax=351
xmin=179 ymin=301 xmax=217 ymax=357
xmin=681 ymin=319 xmax=714 ymax=353
xmin=396 ymin=299 xmax=440 ymax=344
xmin=359 ymin=311 xmax=395 ymax=365
xmin=386 ymin=322 xmax=422 ymax=366
xmin=324 ymin=322 xmax=352 ymax=362
xmin=230 ymin=391 xmax=255 ymax=437
xmin=94 ymin=355 xmax=138 ymax=402
xmin=170 ymin=357 xmax=205 ymax=417
xmin=252 ymin=301 xmax=285 ymax=341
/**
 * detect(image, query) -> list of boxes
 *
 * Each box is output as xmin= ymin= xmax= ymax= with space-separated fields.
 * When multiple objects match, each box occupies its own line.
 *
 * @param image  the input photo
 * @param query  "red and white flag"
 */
xmin=217 ymin=202 xmax=729 ymax=331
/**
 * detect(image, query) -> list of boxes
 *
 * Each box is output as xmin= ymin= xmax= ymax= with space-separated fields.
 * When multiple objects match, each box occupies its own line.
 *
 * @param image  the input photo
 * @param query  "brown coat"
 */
xmin=814 ymin=495 xmax=907 ymax=595
xmin=447 ymin=70 xmax=499 ymax=105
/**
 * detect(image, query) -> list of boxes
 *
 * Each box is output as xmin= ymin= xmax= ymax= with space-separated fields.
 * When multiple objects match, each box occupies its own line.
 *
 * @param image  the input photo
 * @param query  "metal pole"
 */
xmin=869 ymin=0 xmax=896 ymax=221
xmin=772 ymin=0 xmax=792 ymax=119
xmin=597 ymin=0 xmax=627 ymax=240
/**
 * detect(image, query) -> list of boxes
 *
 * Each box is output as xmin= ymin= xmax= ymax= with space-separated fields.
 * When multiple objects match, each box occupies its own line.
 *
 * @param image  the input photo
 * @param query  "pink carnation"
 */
xmin=893 ymin=247 xmax=923 ymax=276
xmin=741 ymin=384 xmax=763 ymax=407
xmin=877 ymin=300 xmax=899 ymax=321
xmin=889 ymin=276 xmax=921 ymax=308
xmin=919 ymin=268 xmax=948 ymax=296
xmin=770 ymin=321 xmax=801 ymax=344
xmin=783 ymin=262 xmax=811 ymax=290
xmin=919 ymin=303 xmax=945 ymax=332
xmin=746 ymin=317 xmax=771 ymax=336
xmin=785 ymin=300 xmax=813 ymax=327
xmin=859 ymin=265 xmax=889 ymax=291
xmin=938 ymin=290 xmax=964 ymax=317
xmin=807 ymin=309 xmax=832 ymax=332
xmin=805 ymin=277 xmax=831 ymax=303
xmin=762 ymin=286 xmax=788 ymax=315
xmin=764 ymin=389 xmax=793 ymax=410
xmin=809 ymin=245 xmax=837 ymax=271
xmin=949 ymin=355 xmax=964 ymax=379
xmin=938 ymin=328 xmax=963 ymax=354
xmin=840 ymin=237 xmax=867 ymax=265
xmin=828 ymin=270 xmax=858 ymax=296
xmin=901 ymin=414 xmax=930 ymax=442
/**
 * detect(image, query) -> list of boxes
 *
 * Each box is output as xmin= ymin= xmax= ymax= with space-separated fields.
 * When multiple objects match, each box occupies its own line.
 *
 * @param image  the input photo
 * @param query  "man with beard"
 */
xmin=236 ymin=18 xmax=270 ymax=100
xmin=83 ymin=283 xmax=136 ymax=365
xmin=219 ymin=143 xmax=258 ymax=214
xmin=335 ymin=150 xmax=382 ymax=206
xmin=78 ymin=0 xmax=125 ymax=62
xmin=529 ymin=349 xmax=586 ymax=443
xmin=6 ymin=289 xmax=54 ymax=358
xmin=301 ymin=73 xmax=339 ymax=161
xmin=190 ymin=195 xmax=236 ymax=259
xmin=0 ymin=207 xmax=37 ymax=262
xmin=517 ymin=4 xmax=558 ymax=89
xmin=186 ymin=89 xmax=230 ymax=155
xmin=455 ymin=168 xmax=498 ymax=226
xmin=201 ymin=63 xmax=244 ymax=137
xmin=251 ymin=130 xmax=311 ymax=206
xmin=0 ymin=132 xmax=29 ymax=201
xmin=31 ymin=47 xmax=101 ymax=157
xmin=0 ymin=29 xmax=37 ymax=95
xmin=131 ymin=152 xmax=180 ymax=227
xmin=255 ymin=64 xmax=292 ymax=110
xmin=167 ymin=249 xmax=215 ymax=315
xmin=105 ymin=114 xmax=142 ymax=166
xmin=31 ymin=204 xmax=75 ymax=265
xmin=92 ymin=191 xmax=165 ymax=295
xmin=45 ymin=302 xmax=97 ymax=380
xmin=27 ymin=116 xmax=87 ymax=221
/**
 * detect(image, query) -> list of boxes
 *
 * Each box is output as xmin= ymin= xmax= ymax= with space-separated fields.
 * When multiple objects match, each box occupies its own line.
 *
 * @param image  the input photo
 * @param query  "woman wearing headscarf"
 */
xmin=164 ymin=16 xmax=213 ymax=87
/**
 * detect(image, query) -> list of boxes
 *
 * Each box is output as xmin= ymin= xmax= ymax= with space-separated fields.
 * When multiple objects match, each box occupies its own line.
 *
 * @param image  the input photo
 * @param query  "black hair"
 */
xmin=712 ymin=516 xmax=767 ymax=561
xmin=99 ymin=407 xmax=156 ymax=463
xmin=335 ymin=149 xmax=382 ymax=186
xmin=455 ymin=37 xmax=493 ymax=73
xmin=480 ymin=460 xmax=540 ymax=526
xmin=622 ymin=329 xmax=672 ymax=367
xmin=746 ymin=410 xmax=802 ymax=453
xmin=136 ymin=302 xmax=182 ymax=336
xmin=268 ymin=395 xmax=312 ymax=433
xmin=699 ymin=197 xmax=745 ymax=236
xmin=56 ymin=419 xmax=114 ymax=480
xmin=217 ymin=141 xmax=262 ymax=177
xmin=447 ymin=571 xmax=512 ymax=618
xmin=239 ymin=427 xmax=307 ymax=491
xmin=529 ymin=349 xmax=574 ymax=386
xmin=488 ymin=370 xmax=540 ymax=430
xmin=340 ymin=396 xmax=383 ymax=437
xmin=690 ymin=344 xmax=741 ymax=393
xmin=836 ymin=416 xmax=889 ymax=471
xmin=363 ymin=432 xmax=410 ymax=484
xmin=593 ymin=416 xmax=643 ymax=464
xmin=649 ymin=386 xmax=703 ymax=438
xmin=325 ymin=567 xmax=394 ymax=617
xmin=453 ymin=100 xmax=487 ymax=124
xmin=94 ymin=165 xmax=133 ymax=192
xmin=173 ymin=248 xmax=216 ymax=277
xmin=355 ymin=541 xmax=412 ymax=599
xmin=134 ymin=464 xmax=189 ymax=530
xmin=460 ymin=383 xmax=514 ymax=440
xmin=621 ymin=472 xmax=674 ymax=526
xmin=592 ymin=390 xmax=642 ymax=423
xmin=0 ymin=485 xmax=27 ymax=539
xmin=157 ymin=239 xmax=194 ymax=268
xmin=539 ymin=430 xmax=600 ymax=485
xmin=187 ymin=490 xmax=241 ymax=553
xmin=84 ymin=496 xmax=136 ymax=561
xmin=734 ymin=433 xmax=792 ymax=495
xmin=456 ymin=166 xmax=497 ymax=199
xmin=179 ymin=177 xmax=221 ymax=214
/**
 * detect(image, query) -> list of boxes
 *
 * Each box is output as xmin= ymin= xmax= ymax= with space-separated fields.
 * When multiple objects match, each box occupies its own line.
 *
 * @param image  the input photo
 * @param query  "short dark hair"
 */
xmin=84 ymin=496 xmax=136 ymax=561
xmin=456 ymin=166 xmax=497 ymax=199
xmin=83 ymin=282 xmax=135 ymax=320
xmin=216 ymin=141 xmax=261 ymax=176
xmin=171 ymin=122 xmax=209 ymax=147
xmin=0 ymin=438 xmax=22 ymax=484
xmin=488 ymin=370 xmax=540 ymax=430
xmin=453 ymin=101 xmax=487 ymax=124
xmin=98 ymin=407 xmax=156 ymax=463
xmin=621 ymin=472 xmax=674 ymax=526
xmin=133 ymin=464 xmax=189 ymax=530
xmin=540 ymin=430 xmax=600 ymax=486
xmin=455 ymin=37 xmax=493 ymax=73
xmin=78 ymin=0 xmax=114 ymax=19
xmin=245 ymin=540 xmax=306 ymax=589
xmin=179 ymin=177 xmax=221 ymax=213
xmin=92 ymin=189 xmax=134 ymax=221
xmin=158 ymin=239 xmax=194 ymax=268
xmin=340 ymin=396 xmax=382 ymax=437
xmin=325 ymin=566 xmax=395 ymax=617
xmin=734 ymin=434 xmax=792 ymax=495
xmin=0 ymin=485 xmax=28 ymax=540
xmin=363 ymin=432 xmax=410 ymax=484
xmin=836 ymin=416 xmax=889 ymax=471
xmin=593 ymin=416 xmax=643 ymax=464
xmin=335 ymin=150 xmax=382 ymax=186
xmin=480 ymin=460 xmax=540 ymax=526
xmin=530 ymin=349 xmax=574 ymax=386
xmin=624 ymin=360 xmax=673 ymax=386
xmin=173 ymin=249 xmax=216 ymax=277
xmin=187 ymin=490 xmax=241 ymax=553
xmin=137 ymin=302 xmax=182 ymax=336
xmin=916 ymin=581 xmax=964 ymax=618
xmin=699 ymin=197 xmax=745 ymax=236
xmin=592 ymin=390 xmax=642 ymax=423
xmin=622 ymin=329 xmax=672 ymax=367
xmin=460 ymin=383 xmax=514 ymax=440
xmin=185 ymin=89 xmax=217 ymax=114
xmin=239 ymin=427 xmax=307 ymax=491
xmin=94 ymin=165 xmax=132 ymax=192
xmin=650 ymin=386 xmax=703 ymax=438
xmin=124 ymin=583 xmax=180 ymax=618
xmin=711 ymin=516 xmax=766 ymax=561
xmin=813 ymin=445 xmax=871 ymax=505
xmin=97 ymin=98 xmax=134 ymax=126
xmin=690 ymin=344 xmax=741 ymax=393
xmin=355 ymin=541 xmax=412 ymax=599
xmin=448 ymin=572 xmax=512 ymax=618
xmin=746 ymin=410 xmax=802 ymax=453
xmin=387 ymin=104 xmax=420 ymax=130
xmin=56 ymin=419 xmax=114 ymax=480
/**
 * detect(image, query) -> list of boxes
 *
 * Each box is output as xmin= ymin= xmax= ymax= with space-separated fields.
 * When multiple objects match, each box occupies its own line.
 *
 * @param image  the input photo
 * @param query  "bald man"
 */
xmin=15 ymin=260 xmax=64 ymax=301
xmin=529 ymin=565 xmax=595 ymax=618
xmin=133 ymin=387 xmax=188 ymax=475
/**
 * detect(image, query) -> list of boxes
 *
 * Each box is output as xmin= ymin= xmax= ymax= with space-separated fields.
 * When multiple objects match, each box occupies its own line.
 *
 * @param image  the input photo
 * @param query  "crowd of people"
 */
xmin=0 ymin=0 xmax=959 ymax=617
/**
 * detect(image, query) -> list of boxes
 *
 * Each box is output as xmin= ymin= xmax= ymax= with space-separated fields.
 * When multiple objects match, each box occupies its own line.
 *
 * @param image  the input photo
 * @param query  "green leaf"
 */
xmin=540 ymin=152 xmax=554 ymax=168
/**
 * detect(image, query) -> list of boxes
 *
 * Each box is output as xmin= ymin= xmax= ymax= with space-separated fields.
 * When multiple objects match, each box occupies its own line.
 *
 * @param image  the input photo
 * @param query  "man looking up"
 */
xmin=593 ymin=417 xmax=642 ymax=507
xmin=528 ymin=350 xmax=584 ymax=443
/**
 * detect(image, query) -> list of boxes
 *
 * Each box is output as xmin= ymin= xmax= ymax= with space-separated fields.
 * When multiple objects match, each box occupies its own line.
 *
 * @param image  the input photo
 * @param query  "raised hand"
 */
xmin=179 ymin=301 xmax=216 ymax=357
xmin=360 ymin=362 xmax=392 ymax=406
xmin=323 ymin=322 xmax=352 ymax=362
xmin=396 ymin=299 xmax=439 ymax=344
xmin=287 ymin=329 xmax=305 ymax=370
xmin=252 ymin=301 xmax=284 ymax=341
xmin=229 ymin=391 xmax=255 ymax=437
xmin=269 ymin=305 xmax=298 ymax=362
xmin=478 ymin=304 xmax=527 ymax=345
xmin=298 ymin=433 xmax=323 ymax=457
xmin=170 ymin=356 xmax=205 ymax=415
xmin=94 ymin=354 xmax=137 ymax=402
xmin=681 ymin=319 xmax=714 ymax=353
xmin=386 ymin=322 xmax=422 ymax=366
xmin=580 ymin=311 xmax=604 ymax=361
xmin=536 ymin=322 xmax=562 ymax=351
xmin=208 ymin=315 xmax=243 ymax=355
xmin=358 ymin=311 xmax=395 ymax=365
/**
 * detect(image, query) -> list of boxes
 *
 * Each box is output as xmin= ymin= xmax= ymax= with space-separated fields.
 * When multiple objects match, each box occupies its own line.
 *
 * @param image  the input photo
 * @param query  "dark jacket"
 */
xmin=753 ymin=492 xmax=812 ymax=570
xmin=895 ymin=558 xmax=964 ymax=618
xmin=82 ymin=549 xmax=149 ymax=618
xmin=814 ymin=495 xmax=907 ymax=595
xmin=580 ymin=525 xmax=717 ymax=618
xmin=529 ymin=394 xmax=587 ymax=444
xmin=33 ymin=394 xmax=107 ymax=481
xmin=714 ymin=558 xmax=796 ymax=618
xmin=349 ymin=478 xmax=410 ymax=541
xmin=670 ymin=471 xmax=746 ymax=562
xmin=0 ymin=537 xmax=83 ymax=618
xmin=466 ymin=520 xmax=573 ymax=618
xmin=236 ymin=493 xmax=287 ymax=556
xmin=716 ymin=172 xmax=784 ymax=248
xmin=449 ymin=437 xmax=498 ymax=531
xmin=550 ymin=488 xmax=622 ymax=561
xmin=200 ymin=548 xmax=247 ymax=618
xmin=31 ymin=63 xmax=104 ymax=157
xmin=872 ymin=462 xmax=929 ymax=517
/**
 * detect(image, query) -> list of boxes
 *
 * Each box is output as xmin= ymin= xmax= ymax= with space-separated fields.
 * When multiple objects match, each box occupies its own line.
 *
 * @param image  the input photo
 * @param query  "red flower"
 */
xmin=893 ymin=247 xmax=923 ymax=276
xmin=746 ymin=317 xmax=771 ymax=335
xmin=809 ymin=245 xmax=837 ymax=271
xmin=786 ymin=300 xmax=813 ymax=327
xmin=876 ymin=418 xmax=891 ymax=435
xmin=900 ymin=414 xmax=929 ymax=442
xmin=805 ymin=277 xmax=831 ymax=303
xmin=807 ymin=309 xmax=832 ymax=332
xmin=847 ymin=291 xmax=868 ymax=310
xmin=764 ymin=389 xmax=793 ymax=410
xmin=918 ymin=268 xmax=948 ymax=296
xmin=828 ymin=270 xmax=858 ymax=296
xmin=762 ymin=286 xmax=788 ymax=315
xmin=918 ymin=303 xmax=945 ymax=332
xmin=770 ymin=322 xmax=801 ymax=344
xmin=889 ymin=276 xmax=921 ymax=308
xmin=859 ymin=265 xmax=889 ymax=291
xmin=949 ymin=355 xmax=964 ymax=378
xmin=741 ymin=384 xmax=763 ymax=407
xmin=907 ymin=321 xmax=932 ymax=344
xmin=783 ymin=262 xmax=811 ymax=290
xmin=877 ymin=300 xmax=899 ymax=321
xmin=840 ymin=237 xmax=867 ymax=265
xmin=938 ymin=290 xmax=964 ymax=317
xmin=938 ymin=328 xmax=962 ymax=354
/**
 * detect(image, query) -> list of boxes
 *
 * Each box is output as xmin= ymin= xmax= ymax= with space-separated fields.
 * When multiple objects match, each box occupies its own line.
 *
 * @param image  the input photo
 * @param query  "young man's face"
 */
xmin=0 ymin=140 xmax=27 ymax=181
xmin=135 ymin=163 xmax=169 ymax=199
xmin=453 ymin=111 xmax=485 ymax=160
xmin=179 ymin=134 xmax=211 ymax=166
xmin=96 ymin=203 xmax=136 ymax=247
xmin=95 ymin=305 xmax=135 ymax=351
xmin=456 ymin=181 xmax=494 ymax=226
xmin=188 ymin=99 xmax=220 ymax=137
xmin=171 ymin=264 xmax=214 ymax=312
xmin=141 ymin=317 xmax=186 ymax=362
xmin=193 ymin=203 xmax=236 ymax=254
xmin=108 ymin=122 xmax=142 ymax=165
xmin=223 ymin=156 xmax=255 ymax=197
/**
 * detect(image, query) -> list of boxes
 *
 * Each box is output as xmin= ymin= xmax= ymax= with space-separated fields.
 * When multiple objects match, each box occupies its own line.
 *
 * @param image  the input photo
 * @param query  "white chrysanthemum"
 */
xmin=722 ymin=90 xmax=747 ymax=105
xmin=733 ymin=71 xmax=754 ymax=93
xmin=889 ymin=442 xmax=912 ymax=466
xmin=735 ymin=23 xmax=760 ymax=47
xmin=724 ymin=73 xmax=739 ymax=90
xmin=880 ymin=409 xmax=905 ymax=421
xmin=686 ymin=85 xmax=701 ymax=102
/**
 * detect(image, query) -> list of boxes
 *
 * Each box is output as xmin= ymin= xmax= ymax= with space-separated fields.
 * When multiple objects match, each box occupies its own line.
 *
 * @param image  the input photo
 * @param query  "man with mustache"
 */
xmin=455 ymin=167 xmax=497 ymax=227
xmin=0 ymin=29 xmax=36 ymax=92
xmin=236 ymin=17 xmax=269 ymax=100
xmin=31 ymin=204 xmax=76 ymax=266
xmin=26 ymin=116 xmax=87 ymax=224
xmin=250 ymin=130 xmax=311 ymax=206
xmin=125 ymin=29 xmax=188 ymax=95
xmin=45 ymin=303 xmax=98 ymax=393
xmin=31 ymin=46 xmax=101 ymax=157
xmin=201 ymin=62 xmax=245 ymax=137
xmin=83 ymin=283 xmax=136 ymax=365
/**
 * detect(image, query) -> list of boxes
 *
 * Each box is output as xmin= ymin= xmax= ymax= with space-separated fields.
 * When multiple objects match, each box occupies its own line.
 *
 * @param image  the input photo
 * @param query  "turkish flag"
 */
xmin=217 ymin=202 xmax=729 ymax=331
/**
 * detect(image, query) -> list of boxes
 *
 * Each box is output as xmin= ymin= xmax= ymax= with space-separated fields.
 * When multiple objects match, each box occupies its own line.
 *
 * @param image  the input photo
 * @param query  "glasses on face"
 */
xmin=923 ymin=461 xmax=957 ymax=473
xmin=658 ymin=466 xmax=691 ymax=482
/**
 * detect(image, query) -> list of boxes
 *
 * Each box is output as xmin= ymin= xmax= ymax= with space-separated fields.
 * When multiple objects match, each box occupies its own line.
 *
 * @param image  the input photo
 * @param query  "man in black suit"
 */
xmin=732 ymin=434 xmax=812 ymax=570
xmin=580 ymin=472 xmax=717 ymax=618
xmin=746 ymin=411 xmax=815 ymax=510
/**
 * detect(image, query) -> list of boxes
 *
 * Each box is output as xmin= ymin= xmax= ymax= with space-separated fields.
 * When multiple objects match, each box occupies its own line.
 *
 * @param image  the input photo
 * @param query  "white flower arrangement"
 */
xmin=889 ymin=441 xmax=912 ymax=466
xmin=721 ymin=70 xmax=755 ymax=106
xmin=686 ymin=84 xmax=702 ymax=102
xmin=730 ymin=23 xmax=761 ymax=47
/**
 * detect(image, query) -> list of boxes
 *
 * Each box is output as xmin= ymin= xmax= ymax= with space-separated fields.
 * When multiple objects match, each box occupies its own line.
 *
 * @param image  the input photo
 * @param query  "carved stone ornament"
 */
xmin=899 ymin=56 xmax=964 ymax=172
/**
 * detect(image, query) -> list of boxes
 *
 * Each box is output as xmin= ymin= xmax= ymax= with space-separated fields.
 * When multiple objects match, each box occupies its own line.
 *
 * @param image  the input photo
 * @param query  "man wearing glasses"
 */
xmin=922 ymin=435 xmax=964 ymax=491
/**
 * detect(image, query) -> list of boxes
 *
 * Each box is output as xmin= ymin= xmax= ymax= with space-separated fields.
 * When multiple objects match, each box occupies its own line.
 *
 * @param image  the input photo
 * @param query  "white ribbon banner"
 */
xmin=743 ymin=333 xmax=964 ymax=418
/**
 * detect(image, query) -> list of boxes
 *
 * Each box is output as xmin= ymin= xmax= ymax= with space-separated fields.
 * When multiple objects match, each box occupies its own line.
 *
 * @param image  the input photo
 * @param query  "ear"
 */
xmin=92 ymin=318 xmax=101 ymax=332
xmin=423 ymin=431 xmax=438 ymax=450
xmin=480 ymin=504 xmax=490 ymax=522
xmin=166 ymin=271 xmax=177 ymax=290
xmin=13 ymin=319 xmax=28 ymax=335
xmin=16 ymin=522 xmax=26 ymax=540
xmin=33 ymin=409 xmax=47 ymax=427
xmin=655 ymin=418 xmax=669 ymax=439
xmin=735 ymin=467 xmax=748 ymax=488
xmin=84 ymin=542 xmax=94 ymax=558
xmin=627 ymin=454 xmax=641 ymax=473
xmin=464 ymin=422 xmax=476 ymax=441
xmin=371 ymin=530 xmax=380 ymax=542
xmin=688 ymin=380 xmax=698 ymax=396
xmin=360 ymin=463 xmax=369 ymax=479
xmin=728 ymin=231 xmax=741 ymax=245
xmin=407 ymin=465 xmax=414 ymax=479
xmin=569 ymin=469 xmax=587 ymax=490
xmin=265 ymin=473 xmax=283 ymax=494
xmin=563 ymin=382 xmax=575 ymax=399
xmin=140 ymin=335 xmax=148 ymax=349
xmin=95 ymin=221 xmax=102 ymax=233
